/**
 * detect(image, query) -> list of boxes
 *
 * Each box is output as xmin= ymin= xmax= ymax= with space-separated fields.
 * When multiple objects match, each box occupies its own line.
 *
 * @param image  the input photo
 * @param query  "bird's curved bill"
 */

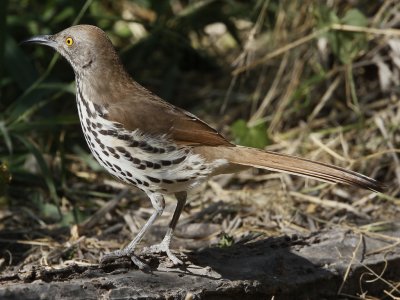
xmin=21 ymin=35 xmax=56 ymax=47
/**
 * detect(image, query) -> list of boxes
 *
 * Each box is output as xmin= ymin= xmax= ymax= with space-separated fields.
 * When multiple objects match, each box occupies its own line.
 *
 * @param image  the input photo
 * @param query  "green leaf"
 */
xmin=0 ymin=0 xmax=9 ymax=80
xmin=317 ymin=8 xmax=368 ymax=64
xmin=9 ymin=115 xmax=78 ymax=133
xmin=341 ymin=9 xmax=368 ymax=27
xmin=231 ymin=119 xmax=269 ymax=149
xmin=41 ymin=202 xmax=61 ymax=220
xmin=0 ymin=121 xmax=13 ymax=153
xmin=4 ymin=53 xmax=61 ymax=124
xmin=0 ymin=162 xmax=11 ymax=197
xmin=218 ymin=232 xmax=235 ymax=248
xmin=72 ymin=145 xmax=102 ymax=171
xmin=15 ymin=135 xmax=61 ymax=212
xmin=4 ymin=34 xmax=38 ymax=90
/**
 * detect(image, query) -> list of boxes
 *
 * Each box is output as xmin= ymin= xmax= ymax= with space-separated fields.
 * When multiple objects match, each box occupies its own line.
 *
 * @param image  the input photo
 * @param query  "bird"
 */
xmin=22 ymin=25 xmax=383 ymax=268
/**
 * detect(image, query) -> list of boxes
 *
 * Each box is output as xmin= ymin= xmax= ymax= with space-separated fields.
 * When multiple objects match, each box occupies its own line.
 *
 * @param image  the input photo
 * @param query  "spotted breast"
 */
xmin=75 ymin=83 xmax=225 ymax=194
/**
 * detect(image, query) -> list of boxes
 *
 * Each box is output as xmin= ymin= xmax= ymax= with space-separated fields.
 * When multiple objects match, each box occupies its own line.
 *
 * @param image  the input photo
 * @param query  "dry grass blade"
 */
xmin=331 ymin=24 xmax=400 ymax=37
xmin=337 ymin=234 xmax=364 ymax=295
xmin=79 ymin=189 xmax=129 ymax=231
xmin=307 ymin=76 xmax=341 ymax=123
xmin=249 ymin=52 xmax=289 ymax=126
xmin=269 ymin=59 xmax=304 ymax=132
xmin=232 ymin=28 xmax=328 ymax=75
xmin=365 ymin=241 xmax=400 ymax=256
xmin=290 ymin=191 xmax=369 ymax=219
xmin=358 ymin=258 xmax=400 ymax=297
xmin=374 ymin=116 xmax=400 ymax=185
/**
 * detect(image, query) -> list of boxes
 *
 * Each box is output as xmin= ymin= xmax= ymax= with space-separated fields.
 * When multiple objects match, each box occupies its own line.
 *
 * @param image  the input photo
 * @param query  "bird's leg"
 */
xmin=101 ymin=193 xmax=165 ymax=269
xmin=143 ymin=191 xmax=187 ymax=265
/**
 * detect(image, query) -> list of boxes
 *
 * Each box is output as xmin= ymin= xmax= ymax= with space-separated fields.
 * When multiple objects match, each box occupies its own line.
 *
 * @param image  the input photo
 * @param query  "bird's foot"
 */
xmin=100 ymin=249 xmax=149 ymax=270
xmin=142 ymin=242 xmax=183 ymax=266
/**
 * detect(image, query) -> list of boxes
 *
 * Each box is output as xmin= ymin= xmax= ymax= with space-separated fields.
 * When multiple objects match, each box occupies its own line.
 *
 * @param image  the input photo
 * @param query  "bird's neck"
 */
xmin=75 ymin=61 xmax=134 ymax=108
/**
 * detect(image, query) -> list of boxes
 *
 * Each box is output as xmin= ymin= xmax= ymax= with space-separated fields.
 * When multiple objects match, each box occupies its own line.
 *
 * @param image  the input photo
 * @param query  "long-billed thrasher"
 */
xmin=23 ymin=25 xmax=383 ymax=267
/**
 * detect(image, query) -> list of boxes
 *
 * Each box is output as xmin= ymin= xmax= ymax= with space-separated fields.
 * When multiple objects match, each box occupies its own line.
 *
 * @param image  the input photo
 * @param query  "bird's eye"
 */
xmin=65 ymin=37 xmax=74 ymax=46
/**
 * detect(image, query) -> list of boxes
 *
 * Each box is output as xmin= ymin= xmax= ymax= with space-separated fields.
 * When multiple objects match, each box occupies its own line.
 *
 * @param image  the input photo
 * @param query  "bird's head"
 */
xmin=22 ymin=25 xmax=121 ymax=75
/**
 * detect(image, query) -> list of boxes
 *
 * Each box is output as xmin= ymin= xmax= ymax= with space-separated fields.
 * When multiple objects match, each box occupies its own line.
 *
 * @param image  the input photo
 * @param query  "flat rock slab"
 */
xmin=0 ymin=227 xmax=399 ymax=299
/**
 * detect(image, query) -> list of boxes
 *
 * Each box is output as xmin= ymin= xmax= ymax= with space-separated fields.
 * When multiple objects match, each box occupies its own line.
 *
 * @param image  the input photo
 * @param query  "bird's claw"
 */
xmin=100 ymin=249 xmax=149 ymax=270
xmin=142 ymin=242 xmax=183 ymax=265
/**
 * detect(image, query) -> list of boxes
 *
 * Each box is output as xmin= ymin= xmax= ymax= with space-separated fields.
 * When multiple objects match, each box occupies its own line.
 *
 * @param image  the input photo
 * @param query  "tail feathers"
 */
xmin=197 ymin=146 xmax=384 ymax=192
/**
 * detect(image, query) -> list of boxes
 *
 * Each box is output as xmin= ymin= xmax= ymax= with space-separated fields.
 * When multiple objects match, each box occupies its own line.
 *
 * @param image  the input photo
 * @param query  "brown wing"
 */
xmin=104 ymin=82 xmax=233 ymax=147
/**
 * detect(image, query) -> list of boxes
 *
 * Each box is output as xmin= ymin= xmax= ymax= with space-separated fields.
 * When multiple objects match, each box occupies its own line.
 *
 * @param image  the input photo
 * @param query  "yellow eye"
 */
xmin=65 ymin=37 xmax=74 ymax=46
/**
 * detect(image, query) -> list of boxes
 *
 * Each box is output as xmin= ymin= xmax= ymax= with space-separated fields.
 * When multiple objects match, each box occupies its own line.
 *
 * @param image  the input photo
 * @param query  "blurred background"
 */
xmin=0 ymin=0 xmax=399 ymax=283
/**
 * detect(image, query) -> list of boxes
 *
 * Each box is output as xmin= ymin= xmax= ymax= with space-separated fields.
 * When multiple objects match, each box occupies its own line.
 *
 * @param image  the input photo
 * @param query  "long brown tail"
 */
xmin=194 ymin=146 xmax=384 ymax=192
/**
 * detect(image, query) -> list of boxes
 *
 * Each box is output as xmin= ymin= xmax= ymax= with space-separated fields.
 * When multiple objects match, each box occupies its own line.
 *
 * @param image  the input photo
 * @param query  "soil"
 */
xmin=1 ymin=226 xmax=399 ymax=299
